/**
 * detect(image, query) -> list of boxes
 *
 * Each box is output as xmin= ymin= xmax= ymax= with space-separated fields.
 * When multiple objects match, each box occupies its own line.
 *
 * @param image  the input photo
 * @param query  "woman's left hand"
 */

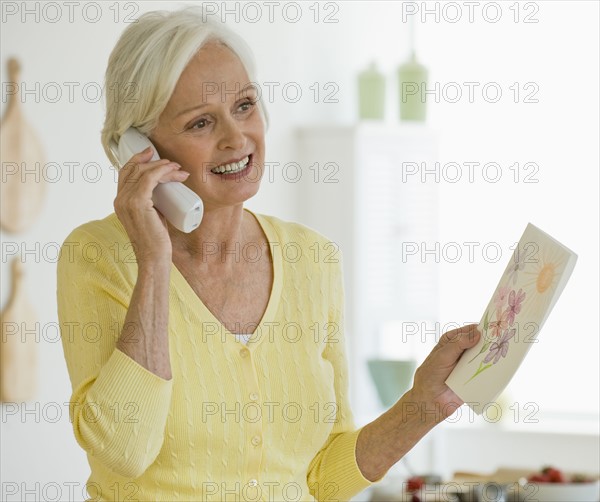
xmin=408 ymin=323 xmax=481 ymax=424
xmin=356 ymin=323 xmax=482 ymax=481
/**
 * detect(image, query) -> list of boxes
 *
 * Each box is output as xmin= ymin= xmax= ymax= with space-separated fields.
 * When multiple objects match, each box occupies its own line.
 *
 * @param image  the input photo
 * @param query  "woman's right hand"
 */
xmin=114 ymin=147 xmax=190 ymax=265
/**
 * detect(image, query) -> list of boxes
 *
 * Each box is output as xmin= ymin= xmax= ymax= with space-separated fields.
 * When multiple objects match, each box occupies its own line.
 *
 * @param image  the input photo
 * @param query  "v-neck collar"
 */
xmin=170 ymin=208 xmax=283 ymax=350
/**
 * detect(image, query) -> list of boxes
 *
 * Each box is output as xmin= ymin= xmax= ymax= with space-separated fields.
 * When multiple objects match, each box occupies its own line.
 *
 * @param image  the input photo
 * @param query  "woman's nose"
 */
xmin=217 ymin=117 xmax=246 ymax=151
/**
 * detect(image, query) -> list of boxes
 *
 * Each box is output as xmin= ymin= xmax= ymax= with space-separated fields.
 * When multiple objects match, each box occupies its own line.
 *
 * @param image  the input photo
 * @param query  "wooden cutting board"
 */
xmin=0 ymin=257 xmax=37 ymax=402
xmin=0 ymin=58 xmax=47 ymax=233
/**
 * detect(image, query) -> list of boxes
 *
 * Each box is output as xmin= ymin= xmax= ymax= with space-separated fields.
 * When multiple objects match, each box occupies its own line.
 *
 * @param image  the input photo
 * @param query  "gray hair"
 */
xmin=101 ymin=6 xmax=269 ymax=167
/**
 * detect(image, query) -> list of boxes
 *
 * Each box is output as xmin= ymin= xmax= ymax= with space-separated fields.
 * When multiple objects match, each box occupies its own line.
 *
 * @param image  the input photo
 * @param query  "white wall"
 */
xmin=1 ymin=1 xmax=598 ymax=499
xmin=416 ymin=0 xmax=600 ymax=417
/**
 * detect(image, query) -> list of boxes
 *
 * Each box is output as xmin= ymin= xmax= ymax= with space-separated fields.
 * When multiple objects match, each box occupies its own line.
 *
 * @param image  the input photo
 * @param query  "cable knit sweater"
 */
xmin=56 ymin=209 xmax=386 ymax=502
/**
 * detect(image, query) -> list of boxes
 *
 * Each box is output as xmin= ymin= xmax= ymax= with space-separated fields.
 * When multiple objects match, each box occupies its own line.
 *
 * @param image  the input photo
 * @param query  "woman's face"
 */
xmin=149 ymin=41 xmax=265 ymax=211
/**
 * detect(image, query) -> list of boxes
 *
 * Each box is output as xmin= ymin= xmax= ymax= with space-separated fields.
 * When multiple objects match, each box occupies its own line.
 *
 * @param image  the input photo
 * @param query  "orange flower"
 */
xmin=488 ymin=308 xmax=509 ymax=338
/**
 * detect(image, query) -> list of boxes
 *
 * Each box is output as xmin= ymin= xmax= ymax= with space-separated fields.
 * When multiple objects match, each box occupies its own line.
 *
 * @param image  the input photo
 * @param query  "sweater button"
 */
xmin=239 ymin=348 xmax=249 ymax=358
xmin=249 ymin=392 xmax=259 ymax=401
xmin=248 ymin=479 xmax=258 ymax=487
xmin=251 ymin=435 xmax=262 ymax=446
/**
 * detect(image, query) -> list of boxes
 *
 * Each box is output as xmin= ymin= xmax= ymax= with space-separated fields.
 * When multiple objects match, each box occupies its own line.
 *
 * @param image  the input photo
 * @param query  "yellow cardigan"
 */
xmin=56 ymin=210 xmax=386 ymax=502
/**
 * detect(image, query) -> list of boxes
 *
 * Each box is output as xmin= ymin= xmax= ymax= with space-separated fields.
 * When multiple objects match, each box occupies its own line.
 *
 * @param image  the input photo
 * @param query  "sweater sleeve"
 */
xmin=306 ymin=253 xmax=389 ymax=501
xmin=56 ymin=222 xmax=173 ymax=478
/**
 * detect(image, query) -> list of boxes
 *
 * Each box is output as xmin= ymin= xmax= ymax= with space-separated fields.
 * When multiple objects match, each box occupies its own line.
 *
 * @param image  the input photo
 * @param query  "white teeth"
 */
xmin=211 ymin=156 xmax=250 ymax=174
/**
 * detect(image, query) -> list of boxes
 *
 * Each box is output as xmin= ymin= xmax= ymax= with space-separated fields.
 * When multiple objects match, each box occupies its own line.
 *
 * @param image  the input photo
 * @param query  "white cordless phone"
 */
xmin=110 ymin=128 xmax=203 ymax=233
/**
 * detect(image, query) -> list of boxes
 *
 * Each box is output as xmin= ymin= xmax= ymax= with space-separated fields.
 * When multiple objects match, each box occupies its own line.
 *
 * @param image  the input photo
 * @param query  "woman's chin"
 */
xmin=194 ymin=185 xmax=262 ymax=210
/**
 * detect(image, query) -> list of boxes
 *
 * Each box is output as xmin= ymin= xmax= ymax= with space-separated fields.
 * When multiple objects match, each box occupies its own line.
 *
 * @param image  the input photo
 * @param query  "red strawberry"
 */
xmin=528 ymin=474 xmax=550 ymax=483
xmin=543 ymin=467 xmax=566 ymax=483
xmin=407 ymin=476 xmax=425 ymax=492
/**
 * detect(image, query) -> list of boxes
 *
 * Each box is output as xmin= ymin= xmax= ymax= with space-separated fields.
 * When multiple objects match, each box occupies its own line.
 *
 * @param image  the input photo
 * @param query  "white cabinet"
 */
xmin=296 ymin=123 xmax=441 ymax=416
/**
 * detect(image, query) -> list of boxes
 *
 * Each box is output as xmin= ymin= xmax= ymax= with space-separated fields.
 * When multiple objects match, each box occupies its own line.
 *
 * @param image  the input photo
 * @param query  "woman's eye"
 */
xmin=191 ymin=118 xmax=209 ymax=129
xmin=238 ymin=99 xmax=256 ymax=112
xmin=188 ymin=101 xmax=255 ymax=130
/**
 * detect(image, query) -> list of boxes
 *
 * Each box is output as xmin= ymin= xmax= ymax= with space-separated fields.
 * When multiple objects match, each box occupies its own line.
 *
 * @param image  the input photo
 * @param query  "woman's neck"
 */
xmin=169 ymin=204 xmax=253 ymax=266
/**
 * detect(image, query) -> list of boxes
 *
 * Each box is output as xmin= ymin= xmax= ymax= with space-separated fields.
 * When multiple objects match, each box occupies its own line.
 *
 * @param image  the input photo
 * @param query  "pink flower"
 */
xmin=488 ymin=308 xmax=509 ymax=338
xmin=494 ymin=285 xmax=510 ymax=312
xmin=506 ymin=288 xmax=526 ymax=326
xmin=484 ymin=328 xmax=516 ymax=364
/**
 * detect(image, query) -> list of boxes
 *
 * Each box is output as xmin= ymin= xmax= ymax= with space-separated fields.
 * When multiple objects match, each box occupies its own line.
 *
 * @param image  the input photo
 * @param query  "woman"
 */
xmin=57 ymin=7 xmax=480 ymax=502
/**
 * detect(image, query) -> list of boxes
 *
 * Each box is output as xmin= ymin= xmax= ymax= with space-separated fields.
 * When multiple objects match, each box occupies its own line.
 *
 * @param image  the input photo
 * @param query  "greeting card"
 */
xmin=445 ymin=224 xmax=577 ymax=415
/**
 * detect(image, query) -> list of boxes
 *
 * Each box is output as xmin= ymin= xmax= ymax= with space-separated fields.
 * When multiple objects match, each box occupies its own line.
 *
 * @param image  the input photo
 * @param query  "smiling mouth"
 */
xmin=210 ymin=155 xmax=251 ymax=175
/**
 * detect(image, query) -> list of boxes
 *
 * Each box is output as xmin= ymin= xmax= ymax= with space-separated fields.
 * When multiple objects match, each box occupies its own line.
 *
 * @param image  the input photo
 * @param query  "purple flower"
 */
xmin=483 ymin=328 xmax=516 ymax=364
xmin=507 ymin=252 xmax=527 ymax=285
xmin=506 ymin=288 xmax=526 ymax=326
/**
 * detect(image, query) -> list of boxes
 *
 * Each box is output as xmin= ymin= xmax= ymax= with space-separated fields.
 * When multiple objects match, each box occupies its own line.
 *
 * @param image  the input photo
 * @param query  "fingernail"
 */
xmin=180 ymin=171 xmax=190 ymax=177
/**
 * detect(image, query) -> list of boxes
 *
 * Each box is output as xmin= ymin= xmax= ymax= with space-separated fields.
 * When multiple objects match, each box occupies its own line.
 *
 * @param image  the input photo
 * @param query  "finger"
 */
xmin=157 ymin=169 xmax=190 ymax=184
xmin=115 ymin=163 xmax=187 ymax=221
xmin=136 ymin=146 xmax=154 ymax=159
xmin=436 ymin=324 xmax=481 ymax=362
xmin=439 ymin=323 xmax=479 ymax=346
xmin=118 ymin=158 xmax=174 ymax=189
xmin=463 ymin=324 xmax=481 ymax=348
xmin=117 ymin=147 xmax=159 ymax=187
xmin=121 ymin=147 xmax=154 ymax=172
xmin=128 ymin=162 xmax=183 ymax=194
